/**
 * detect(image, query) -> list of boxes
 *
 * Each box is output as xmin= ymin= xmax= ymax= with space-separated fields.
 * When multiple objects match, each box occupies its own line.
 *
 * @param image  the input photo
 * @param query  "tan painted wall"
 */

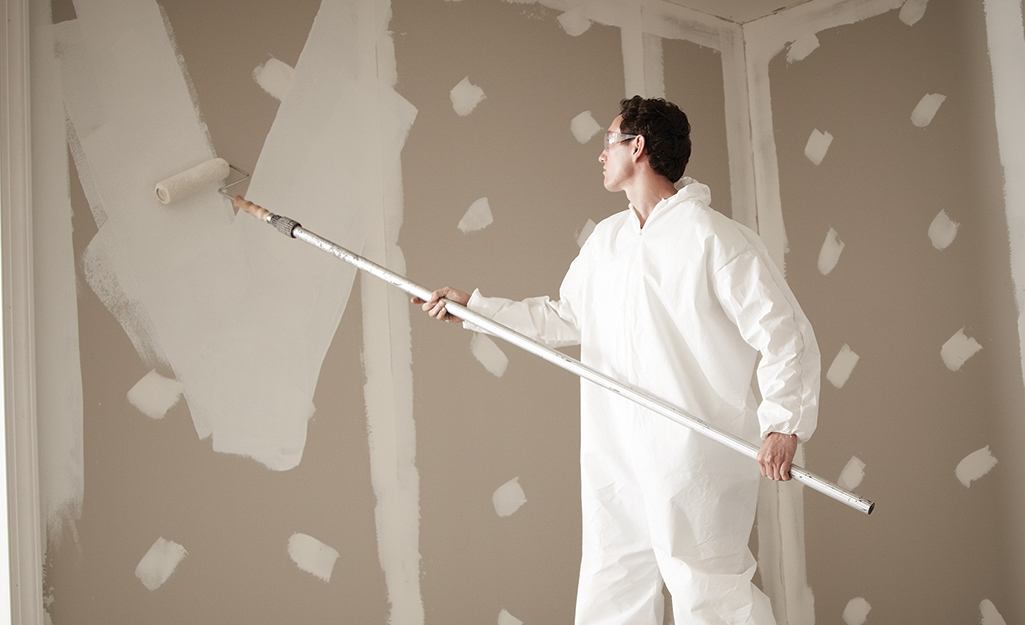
xmin=33 ymin=0 xmax=1022 ymax=623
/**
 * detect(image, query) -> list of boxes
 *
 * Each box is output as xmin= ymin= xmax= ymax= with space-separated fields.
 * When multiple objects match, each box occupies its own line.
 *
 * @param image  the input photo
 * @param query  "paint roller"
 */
xmin=156 ymin=171 xmax=875 ymax=515
xmin=153 ymin=157 xmax=250 ymax=204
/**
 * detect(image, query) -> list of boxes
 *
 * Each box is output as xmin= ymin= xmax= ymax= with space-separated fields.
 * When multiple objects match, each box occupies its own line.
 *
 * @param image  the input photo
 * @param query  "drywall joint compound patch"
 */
xmin=127 ymin=369 xmax=184 ymax=419
xmin=458 ymin=197 xmax=493 ymax=233
xmin=135 ymin=537 xmax=187 ymax=591
xmin=288 ymin=533 xmax=340 ymax=582
xmin=826 ymin=344 xmax=859 ymax=388
xmin=941 ymin=328 xmax=982 ymax=371
xmin=471 ymin=333 xmax=509 ymax=377
xmin=838 ymin=456 xmax=866 ymax=490
xmin=928 ymin=209 xmax=959 ymax=249
xmin=911 ymin=93 xmax=946 ymax=127
xmin=804 ymin=129 xmax=833 ymax=165
xmin=843 ymin=597 xmax=871 ymax=625
xmin=493 ymin=477 xmax=527 ymax=517
xmin=571 ymin=110 xmax=602 ymax=144
xmin=253 ymin=57 xmax=295 ymax=101
xmin=956 ymin=446 xmax=998 ymax=487
xmin=818 ymin=227 xmax=845 ymax=275
xmin=450 ymin=76 xmax=485 ymax=116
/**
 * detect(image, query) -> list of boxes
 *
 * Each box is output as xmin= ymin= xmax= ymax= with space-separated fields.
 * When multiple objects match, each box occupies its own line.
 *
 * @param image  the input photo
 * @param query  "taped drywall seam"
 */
xmin=718 ymin=22 xmax=758 ymax=226
xmin=982 ymin=0 xmax=1025 ymax=596
xmin=30 ymin=0 xmax=84 ymax=557
xmin=354 ymin=0 xmax=423 ymax=622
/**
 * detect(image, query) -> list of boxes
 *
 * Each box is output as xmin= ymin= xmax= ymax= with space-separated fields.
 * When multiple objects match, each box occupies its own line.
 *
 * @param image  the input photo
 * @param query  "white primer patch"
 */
xmin=135 ymin=537 xmax=187 ymax=591
xmin=956 ymin=446 xmax=998 ymax=487
xmin=911 ymin=93 xmax=946 ymax=127
xmin=493 ymin=477 xmax=527 ymax=517
xmin=981 ymin=599 xmax=1008 ymax=625
xmin=458 ymin=197 xmax=493 ymax=233
xmin=577 ymin=219 xmax=597 ymax=248
xmin=451 ymin=76 xmax=485 ymax=117
xmin=558 ymin=8 xmax=592 ymax=36
xmin=843 ymin=597 xmax=871 ymax=625
xmin=818 ymin=227 xmax=845 ymax=275
xmin=827 ymin=344 xmax=859 ymax=388
xmin=928 ymin=209 xmax=959 ymax=249
xmin=838 ymin=456 xmax=866 ymax=491
xmin=787 ymin=33 xmax=820 ymax=63
xmin=941 ymin=328 xmax=983 ymax=371
xmin=499 ymin=608 xmax=525 ymax=625
xmin=899 ymin=0 xmax=929 ymax=26
xmin=471 ymin=333 xmax=509 ymax=377
xmin=804 ymin=129 xmax=833 ymax=166
xmin=127 ymin=370 xmax=184 ymax=419
xmin=571 ymin=110 xmax=602 ymax=144
xmin=252 ymin=57 xmax=294 ymax=102
xmin=288 ymin=533 xmax=340 ymax=583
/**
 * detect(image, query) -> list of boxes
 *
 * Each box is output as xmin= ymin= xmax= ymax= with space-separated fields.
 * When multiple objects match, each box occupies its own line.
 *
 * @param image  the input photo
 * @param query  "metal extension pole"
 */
xmin=241 ymin=202 xmax=874 ymax=515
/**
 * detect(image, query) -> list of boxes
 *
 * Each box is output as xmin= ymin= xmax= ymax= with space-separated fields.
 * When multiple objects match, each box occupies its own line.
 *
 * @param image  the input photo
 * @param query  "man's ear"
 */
xmin=632 ymin=134 xmax=646 ymax=161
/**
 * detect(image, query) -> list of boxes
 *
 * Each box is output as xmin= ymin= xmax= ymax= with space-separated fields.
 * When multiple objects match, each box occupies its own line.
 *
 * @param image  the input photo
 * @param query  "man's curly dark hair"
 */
xmin=618 ymin=96 xmax=691 ymax=183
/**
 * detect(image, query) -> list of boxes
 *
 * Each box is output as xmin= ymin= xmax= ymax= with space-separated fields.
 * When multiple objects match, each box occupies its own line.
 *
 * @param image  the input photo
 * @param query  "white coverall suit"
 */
xmin=465 ymin=180 xmax=820 ymax=625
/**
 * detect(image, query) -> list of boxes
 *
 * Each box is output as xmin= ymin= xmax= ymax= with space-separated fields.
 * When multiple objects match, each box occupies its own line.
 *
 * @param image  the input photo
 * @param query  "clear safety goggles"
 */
xmin=604 ymin=131 xmax=639 ymax=150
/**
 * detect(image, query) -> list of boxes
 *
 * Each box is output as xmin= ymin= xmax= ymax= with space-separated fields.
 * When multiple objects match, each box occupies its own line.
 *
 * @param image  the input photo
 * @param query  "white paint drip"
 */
xmin=252 ymin=57 xmax=294 ymax=102
xmin=499 ymin=608 xmax=525 ymax=625
xmin=127 ymin=370 xmax=184 ymax=419
xmin=981 ymin=599 xmax=1008 ymax=625
xmin=804 ymin=129 xmax=833 ymax=166
xmin=458 ymin=197 xmax=493 ymax=233
xmin=941 ymin=328 xmax=982 ymax=371
xmin=787 ymin=33 xmax=820 ymax=63
xmin=570 ymin=110 xmax=602 ymax=144
xmin=288 ymin=533 xmax=340 ymax=582
xmin=577 ymin=218 xmax=597 ymax=248
xmin=135 ymin=537 xmax=187 ymax=591
xmin=471 ymin=333 xmax=509 ymax=377
xmin=842 ymin=597 xmax=871 ymax=625
xmin=493 ymin=477 xmax=527 ymax=517
xmin=827 ymin=344 xmax=859 ymax=388
xmin=911 ymin=93 xmax=946 ymax=127
xmin=558 ymin=8 xmax=592 ymax=36
xmin=450 ymin=76 xmax=485 ymax=117
xmin=899 ymin=0 xmax=929 ymax=26
xmin=956 ymin=446 xmax=998 ymax=487
xmin=928 ymin=209 xmax=959 ymax=249
xmin=818 ymin=227 xmax=845 ymax=275
xmin=838 ymin=456 xmax=866 ymax=491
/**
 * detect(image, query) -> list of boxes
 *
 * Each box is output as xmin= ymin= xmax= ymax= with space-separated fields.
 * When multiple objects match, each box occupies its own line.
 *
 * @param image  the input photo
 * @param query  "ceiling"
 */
xmin=661 ymin=0 xmax=813 ymax=24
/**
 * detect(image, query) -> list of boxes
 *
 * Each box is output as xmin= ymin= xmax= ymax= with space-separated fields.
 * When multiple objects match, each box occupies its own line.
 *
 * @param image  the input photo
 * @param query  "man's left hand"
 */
xmin=756 ymin=432 xmax=799 ymax=481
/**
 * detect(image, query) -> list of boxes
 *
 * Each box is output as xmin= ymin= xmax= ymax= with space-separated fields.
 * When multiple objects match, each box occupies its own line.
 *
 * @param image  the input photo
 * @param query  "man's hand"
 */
xmin=411 ymin=287 xmax=470 ymax=323
xmin=756 ymin=432 xmax=799 ymax=481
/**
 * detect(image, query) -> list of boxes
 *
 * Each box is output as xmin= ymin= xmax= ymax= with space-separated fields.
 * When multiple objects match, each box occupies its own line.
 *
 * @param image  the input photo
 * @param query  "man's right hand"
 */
xmin=411 ymin=287 xmax=470 ymax=323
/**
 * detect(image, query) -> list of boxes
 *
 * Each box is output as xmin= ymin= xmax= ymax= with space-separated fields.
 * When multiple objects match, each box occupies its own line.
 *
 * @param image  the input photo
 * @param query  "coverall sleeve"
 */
xmin=714 ymin=250 xmax=821 ymax=442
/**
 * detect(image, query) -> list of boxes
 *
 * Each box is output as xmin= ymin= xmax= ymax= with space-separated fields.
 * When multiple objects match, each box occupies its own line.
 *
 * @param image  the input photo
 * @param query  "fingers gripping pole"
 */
xmin=234 ymin=197 xmax=875 ymax=515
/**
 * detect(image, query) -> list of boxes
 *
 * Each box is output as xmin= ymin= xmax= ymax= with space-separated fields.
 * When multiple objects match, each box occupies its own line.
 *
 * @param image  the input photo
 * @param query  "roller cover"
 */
xmin=154 ymin=157 xmax=230 ymax=204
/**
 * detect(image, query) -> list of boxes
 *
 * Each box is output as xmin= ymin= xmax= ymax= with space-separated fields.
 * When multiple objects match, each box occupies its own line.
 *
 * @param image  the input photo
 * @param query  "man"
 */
xmin=415 ymin=96 xmax=820 ymax=625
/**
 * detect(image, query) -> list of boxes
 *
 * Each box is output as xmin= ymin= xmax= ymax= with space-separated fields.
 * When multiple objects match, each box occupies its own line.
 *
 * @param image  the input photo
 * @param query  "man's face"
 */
xmin=599 ymin=115 xmax=636 ymax=192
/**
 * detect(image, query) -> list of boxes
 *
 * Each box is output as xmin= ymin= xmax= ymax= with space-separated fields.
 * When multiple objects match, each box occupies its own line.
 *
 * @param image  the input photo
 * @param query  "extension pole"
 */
xmin=235 ymin=197 xmax=874 ymax=515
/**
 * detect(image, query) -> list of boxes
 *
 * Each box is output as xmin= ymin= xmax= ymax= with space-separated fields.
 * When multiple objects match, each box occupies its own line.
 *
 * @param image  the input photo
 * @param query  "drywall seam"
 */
xmin=982 ymin=0 xmax=1025 ymax=597
xmin=30 ymin=1 xmax=83 ymax=555
xmin=718 ymin=22 xmax=758 ymax=226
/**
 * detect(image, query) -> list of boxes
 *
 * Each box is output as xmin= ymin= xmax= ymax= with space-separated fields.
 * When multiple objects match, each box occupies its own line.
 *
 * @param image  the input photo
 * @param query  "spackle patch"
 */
xmin=843 ymin=597 xmax=871 ymax=625
xmin=787 ymin=33 xmax=820 ymax=63
xmin=956 ymin=446 xmax=998 ymax=487
xmin=981 ymin=599 xmax=1008 ymax=625
xmin=558 ymin=8 xmax=591 ymax=36
xmin=911 ymin=93 xmax=946 ymax=127
xmin=459 ymin=197 xmax=493 ymax=233
xmin=451 ymin=77 xmax=485 ymax=117
xmin=135 ymin=537 xmax=187 ymax=591
xmin=571 ymin=111 xmax=602 ymax=144
xmin=499 ymin=608 xmax=525 ymax=625
xmin=929 ymin=209 xmax=959 ymax=249
xmin=899 ymin=0 xmax=929 ymax=25
xmin=288 ymin=533 xmax=340 ymax=583
xmin=941 ymin=328 xmax=982 ymax=371
xmin=577 ymin=219 xmax=597 ymax=248
xmin=804 ymin=129 xmax=833 ymax=166
xmin=827 ymin=344 xmax=859 ymax=388
xmin=253 ymin=57 xmax=294 ymax=102
xmin=471 ymin=333 xmax=508 ymax=377
xmin=818 ymin=227 xmax=845 ymax=275
xmin=838 ymin=456 xmax=866 ymax=490
xmin=127 ymin=369 xmax=184 ymax=419
xmin=493 ymin=477 xmax=527 ymax=517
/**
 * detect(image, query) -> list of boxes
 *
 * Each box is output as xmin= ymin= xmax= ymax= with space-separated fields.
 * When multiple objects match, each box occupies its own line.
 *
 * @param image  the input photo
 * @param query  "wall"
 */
xmin=18 ymin=0 xmax=1023 ymax=624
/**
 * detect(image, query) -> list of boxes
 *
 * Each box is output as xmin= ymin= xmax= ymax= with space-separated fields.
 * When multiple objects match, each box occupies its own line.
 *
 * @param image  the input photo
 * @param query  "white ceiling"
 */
xmin=661 ymin=0 xmax=812 ymax=24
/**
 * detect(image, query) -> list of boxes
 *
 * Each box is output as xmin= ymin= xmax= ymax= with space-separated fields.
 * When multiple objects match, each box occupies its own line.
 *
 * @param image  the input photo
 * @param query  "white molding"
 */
xmin=1 ymin=0 xmax=45 ymax=623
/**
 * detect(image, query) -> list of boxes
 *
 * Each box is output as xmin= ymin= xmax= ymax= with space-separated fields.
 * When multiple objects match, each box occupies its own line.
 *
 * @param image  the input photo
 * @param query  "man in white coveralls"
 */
xmin=415 ymin=96 xmax=820 ymax=625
